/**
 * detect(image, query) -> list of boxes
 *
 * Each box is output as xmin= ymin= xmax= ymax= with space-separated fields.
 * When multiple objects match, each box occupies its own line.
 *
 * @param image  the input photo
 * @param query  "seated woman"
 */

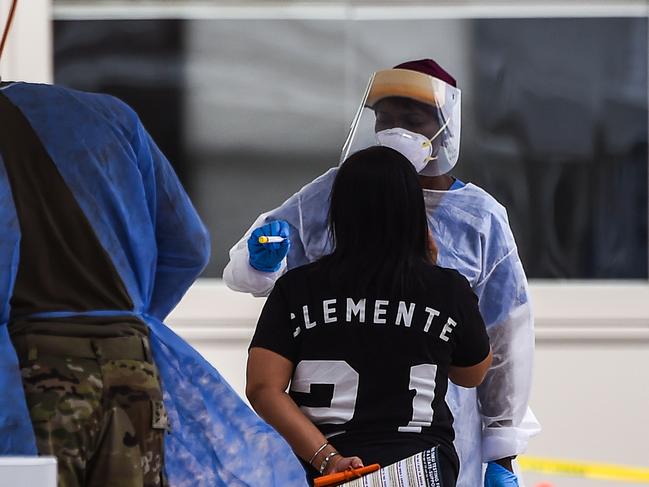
xmin=245 ymin=146 xmax=493 ymax=486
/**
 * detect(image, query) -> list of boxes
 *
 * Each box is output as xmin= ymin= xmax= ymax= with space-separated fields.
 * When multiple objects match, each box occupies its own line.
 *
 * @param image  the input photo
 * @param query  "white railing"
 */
xmin=167 ymin=278 xmax=649 ymax=343
xmin=52 ymin=1 xmax=649 ymax=20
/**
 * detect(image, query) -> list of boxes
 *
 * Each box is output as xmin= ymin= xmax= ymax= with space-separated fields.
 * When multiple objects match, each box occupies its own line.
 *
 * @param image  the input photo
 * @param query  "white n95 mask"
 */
xmin=376 ymin=127 xmax=435 ymax=173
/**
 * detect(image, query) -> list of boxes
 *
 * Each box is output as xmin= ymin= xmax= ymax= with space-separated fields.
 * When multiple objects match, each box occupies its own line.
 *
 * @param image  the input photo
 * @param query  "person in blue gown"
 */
xmin=0 ymin=81 xmax=307 ymax=487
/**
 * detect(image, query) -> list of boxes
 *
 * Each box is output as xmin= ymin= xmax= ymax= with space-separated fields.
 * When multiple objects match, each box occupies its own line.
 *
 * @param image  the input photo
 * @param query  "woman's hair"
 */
xmin=322 ymin=145 xmax=433 ymax=295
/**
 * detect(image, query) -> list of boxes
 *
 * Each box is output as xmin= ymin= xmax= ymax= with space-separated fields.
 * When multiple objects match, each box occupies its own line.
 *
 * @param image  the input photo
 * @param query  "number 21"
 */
xmin=290 ymin=360 xmax=437 ymax=432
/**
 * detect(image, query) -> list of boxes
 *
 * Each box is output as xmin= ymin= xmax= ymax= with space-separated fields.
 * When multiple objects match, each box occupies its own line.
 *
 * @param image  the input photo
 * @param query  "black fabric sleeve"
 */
xmin=449 ymin=272 xmax=491 ymax=367
xmin=249 ymin=279 xmax=299 ymax=363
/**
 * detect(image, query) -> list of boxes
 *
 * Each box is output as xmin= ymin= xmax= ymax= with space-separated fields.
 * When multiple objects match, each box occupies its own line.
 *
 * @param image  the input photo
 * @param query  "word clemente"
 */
xmin=292 ymin=298 xmax=457 ymax=341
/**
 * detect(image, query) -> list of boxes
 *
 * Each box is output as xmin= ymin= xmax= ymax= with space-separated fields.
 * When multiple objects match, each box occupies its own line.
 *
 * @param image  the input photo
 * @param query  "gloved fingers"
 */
xmin=248 ymin=232 xmax=263 ymax=251
xmin=269 ymin=220 xmax=282 ymax=236
xmin=251 ymin=222 xmax=267 ymax=238
xmin=487 ymin=462 xmax=516 ymax=477
xmin=485 ymin=462 xmax=519 ymax=487
xmin=247 ymin=221 xmax=291 ymax=273
xmin=267 ymin=238 xmax=290 ymax=254
xmin=278 ymin=220 xmax=290 ymax=238
xmin=278 ymin=238 xmax=290 ymax=253
xmin=250 ymin=221 xmax=290 ymax=248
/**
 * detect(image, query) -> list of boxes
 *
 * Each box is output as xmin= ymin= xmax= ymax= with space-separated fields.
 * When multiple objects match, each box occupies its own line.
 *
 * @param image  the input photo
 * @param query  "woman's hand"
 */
xmin=323 ymin=454 xmax=364 ymax=475
xmin=247 ymin=349 xmax=365 ymax=479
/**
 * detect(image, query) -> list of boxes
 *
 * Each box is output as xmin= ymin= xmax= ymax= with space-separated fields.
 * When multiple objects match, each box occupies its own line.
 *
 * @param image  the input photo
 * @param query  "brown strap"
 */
xmin=12 ymin=334 xmax=150 ymax=362
xmin=0 ymin=0 xmax=18 ymax=61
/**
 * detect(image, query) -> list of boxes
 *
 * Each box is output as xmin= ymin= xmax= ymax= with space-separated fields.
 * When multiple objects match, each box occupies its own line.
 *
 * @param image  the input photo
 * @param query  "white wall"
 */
xmin=0 ymin=0 xmax=52 ymax=83
xmin=526 ymin=283 xmax=649 ymax=486
xmin=167 ymin=280 xmax=649 ymax=487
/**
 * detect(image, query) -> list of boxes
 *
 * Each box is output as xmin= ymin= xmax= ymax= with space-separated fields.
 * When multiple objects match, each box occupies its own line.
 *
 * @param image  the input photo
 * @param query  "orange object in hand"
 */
xmin=314 ymin=464 xmax=381 ymax=487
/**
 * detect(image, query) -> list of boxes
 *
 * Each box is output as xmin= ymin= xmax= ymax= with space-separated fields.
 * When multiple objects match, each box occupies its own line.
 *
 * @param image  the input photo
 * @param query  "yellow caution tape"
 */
xmin=519 ymin=456 xmax=649 ymax=484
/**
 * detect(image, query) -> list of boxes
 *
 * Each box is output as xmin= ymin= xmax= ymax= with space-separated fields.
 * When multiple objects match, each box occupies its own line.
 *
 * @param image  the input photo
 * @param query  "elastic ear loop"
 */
xmin=423 ymin=113 xmax=453 ymax=162
xmin=0 ymin=0 xmax=19 ymax=62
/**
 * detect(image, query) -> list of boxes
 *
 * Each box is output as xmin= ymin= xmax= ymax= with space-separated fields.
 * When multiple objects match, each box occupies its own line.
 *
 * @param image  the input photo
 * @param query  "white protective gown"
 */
xmin=224 ymin=167 xmax=540 ymax=486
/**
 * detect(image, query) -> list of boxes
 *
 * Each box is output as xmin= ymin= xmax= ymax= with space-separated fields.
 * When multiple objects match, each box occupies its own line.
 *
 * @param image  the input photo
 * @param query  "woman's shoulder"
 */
xmin=418 ymin=263 xmax=472 ymax=292
xmin=277 ymin=260 xmax=328 ymax=287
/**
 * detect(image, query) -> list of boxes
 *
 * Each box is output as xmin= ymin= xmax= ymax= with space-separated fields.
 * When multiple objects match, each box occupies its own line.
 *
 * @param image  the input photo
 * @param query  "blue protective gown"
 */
xmin=0 ymin=82 xmax=307 ymax=487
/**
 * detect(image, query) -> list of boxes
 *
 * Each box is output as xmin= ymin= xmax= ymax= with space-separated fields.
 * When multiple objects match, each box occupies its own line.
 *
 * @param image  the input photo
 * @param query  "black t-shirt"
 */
xmin=250 ymin=260 xmax=490 ymax=474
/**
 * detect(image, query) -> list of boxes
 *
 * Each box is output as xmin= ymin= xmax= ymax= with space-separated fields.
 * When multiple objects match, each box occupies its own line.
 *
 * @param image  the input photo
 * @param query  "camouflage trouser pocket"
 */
xmin=20 ymin=355 xmax=103 ymax=425
xmin=100 ymin=359 xmax=167 ymax=486
xmin=15 ymin=336 xmax=167 ymax=487
xmin=101 ymin=359 xmax=168 ymax=430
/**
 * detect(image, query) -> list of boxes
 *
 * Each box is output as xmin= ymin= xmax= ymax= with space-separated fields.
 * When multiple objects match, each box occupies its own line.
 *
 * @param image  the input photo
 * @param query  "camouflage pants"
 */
xmin=14 ymin=334 xmax=168 ymax=487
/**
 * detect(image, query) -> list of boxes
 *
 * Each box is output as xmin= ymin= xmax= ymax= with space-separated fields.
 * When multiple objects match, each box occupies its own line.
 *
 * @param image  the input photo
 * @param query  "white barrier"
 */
xmin=0 ymin=457 xmax=56 ymax=487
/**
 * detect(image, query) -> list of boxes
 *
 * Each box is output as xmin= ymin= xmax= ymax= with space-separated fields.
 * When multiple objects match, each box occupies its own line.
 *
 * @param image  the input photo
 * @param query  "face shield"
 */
xmin=341 ymin=68 xmax=461 ymax=176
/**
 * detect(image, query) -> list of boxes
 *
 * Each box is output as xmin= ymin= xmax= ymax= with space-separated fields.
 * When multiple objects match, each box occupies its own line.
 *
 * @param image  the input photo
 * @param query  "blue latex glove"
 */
xmin=247 ymin=220 xmax=291 ymax=272
xmin=485 ymin=462 xmax=519 ymax=487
